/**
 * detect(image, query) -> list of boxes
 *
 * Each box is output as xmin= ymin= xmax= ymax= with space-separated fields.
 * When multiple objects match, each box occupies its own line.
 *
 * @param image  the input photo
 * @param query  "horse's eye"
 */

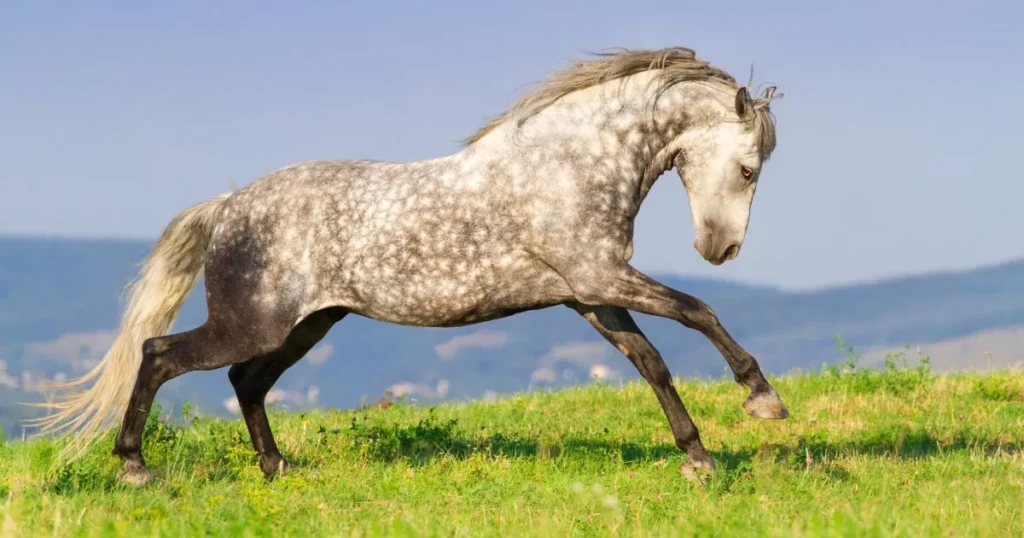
xmin=740 ymin=166 xmax=753 ymax=179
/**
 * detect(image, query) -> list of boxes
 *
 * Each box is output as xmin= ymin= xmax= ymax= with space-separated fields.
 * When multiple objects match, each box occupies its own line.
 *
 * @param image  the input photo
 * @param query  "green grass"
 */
xmin=1 ymin=358 xmax=1022 ymax=537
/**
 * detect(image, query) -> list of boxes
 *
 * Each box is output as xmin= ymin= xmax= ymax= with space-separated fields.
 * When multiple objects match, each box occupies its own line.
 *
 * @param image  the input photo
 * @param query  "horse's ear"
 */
xmin=735 ymin=87 xmax=754 ymax=119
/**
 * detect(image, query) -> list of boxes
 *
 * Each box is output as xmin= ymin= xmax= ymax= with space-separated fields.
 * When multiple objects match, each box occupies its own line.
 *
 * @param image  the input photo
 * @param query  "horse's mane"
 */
xmin=463 ymin=46 xmax=780 ymax=159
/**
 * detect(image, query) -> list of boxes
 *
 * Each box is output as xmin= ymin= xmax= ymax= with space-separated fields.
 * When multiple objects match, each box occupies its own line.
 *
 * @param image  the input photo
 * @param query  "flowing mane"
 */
xmin=463 ymin=46 xmax=780 ymax=158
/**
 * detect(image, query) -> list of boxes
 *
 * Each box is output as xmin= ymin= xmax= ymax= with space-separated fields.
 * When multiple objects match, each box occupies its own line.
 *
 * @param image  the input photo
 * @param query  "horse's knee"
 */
xmin=676 ymin=297 xmax=719 ymax=331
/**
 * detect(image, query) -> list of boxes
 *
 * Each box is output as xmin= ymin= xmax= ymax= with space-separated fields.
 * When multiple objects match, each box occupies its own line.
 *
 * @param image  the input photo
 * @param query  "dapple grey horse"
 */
xmin=32 ymin=46 xmax=787 ymax=485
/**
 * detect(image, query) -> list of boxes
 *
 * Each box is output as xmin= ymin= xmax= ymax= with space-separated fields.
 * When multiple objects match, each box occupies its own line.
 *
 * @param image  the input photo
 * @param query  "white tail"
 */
xmin=25 ymin=193 xmax=232 ymax=462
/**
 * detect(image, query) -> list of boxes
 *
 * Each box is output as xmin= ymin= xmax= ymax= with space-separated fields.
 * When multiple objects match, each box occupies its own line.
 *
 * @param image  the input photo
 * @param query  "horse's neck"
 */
xmin=448 ymin=76 xmax=728 ymax=225
xmin=493 ymin=76 xmax=720 ymax=210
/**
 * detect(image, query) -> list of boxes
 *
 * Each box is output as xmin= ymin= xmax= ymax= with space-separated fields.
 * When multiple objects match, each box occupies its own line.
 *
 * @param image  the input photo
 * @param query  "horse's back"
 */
xmin=203 ymin=158 xmax=572 ymax=328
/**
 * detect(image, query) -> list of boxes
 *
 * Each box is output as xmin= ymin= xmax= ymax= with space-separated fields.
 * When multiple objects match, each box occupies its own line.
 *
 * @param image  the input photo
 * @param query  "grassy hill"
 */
xmin=5 ymin=235 xmax=1024 ymax=438
xmin=1 ymin=360 xmax=1022 ymax=537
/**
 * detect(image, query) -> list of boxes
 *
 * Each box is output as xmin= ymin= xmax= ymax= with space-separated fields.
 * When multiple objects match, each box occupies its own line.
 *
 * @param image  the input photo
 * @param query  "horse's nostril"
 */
xmin=721 ymin=244 xmax=740 ymax=263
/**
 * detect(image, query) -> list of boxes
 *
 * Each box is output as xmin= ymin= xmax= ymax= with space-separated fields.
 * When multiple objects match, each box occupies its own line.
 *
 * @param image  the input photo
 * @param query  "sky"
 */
xmin=1 ymin=1 xmax=1022 ymax=290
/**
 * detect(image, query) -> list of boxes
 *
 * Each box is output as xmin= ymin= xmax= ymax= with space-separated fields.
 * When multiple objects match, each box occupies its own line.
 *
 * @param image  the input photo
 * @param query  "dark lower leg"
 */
xmin=571 ymin=303 xmax=713 ymax=469
xmin=228 ymin=309 xmax=342 ymax=478
xmin=113 ymin=363 xmax=159 ymax=484
xmin=112 ymin=331 xmax=196 ymax=483
xmin=228 ymin=354 xmax=299 ymax=478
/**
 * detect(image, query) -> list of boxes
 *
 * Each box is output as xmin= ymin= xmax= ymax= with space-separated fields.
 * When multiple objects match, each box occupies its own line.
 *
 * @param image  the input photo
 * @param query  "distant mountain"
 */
xmin=3 ymin=235 xmax=1024 ymax=437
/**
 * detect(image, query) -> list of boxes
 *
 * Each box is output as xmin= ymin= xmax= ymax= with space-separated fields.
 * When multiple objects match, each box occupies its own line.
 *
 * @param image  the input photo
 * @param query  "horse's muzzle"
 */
xmin=694 ymin=235 xmax=742 ymax=266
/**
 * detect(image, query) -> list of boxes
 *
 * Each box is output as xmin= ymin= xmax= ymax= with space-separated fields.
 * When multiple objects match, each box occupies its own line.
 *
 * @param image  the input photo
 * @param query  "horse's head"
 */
xmin=672 ymin=86 xmax=777 ymax=266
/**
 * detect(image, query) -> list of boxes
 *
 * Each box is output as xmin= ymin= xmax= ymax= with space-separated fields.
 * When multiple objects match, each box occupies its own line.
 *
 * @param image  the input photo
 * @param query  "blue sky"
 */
xmin=2 ymin=1 xmax=1021 ymax=290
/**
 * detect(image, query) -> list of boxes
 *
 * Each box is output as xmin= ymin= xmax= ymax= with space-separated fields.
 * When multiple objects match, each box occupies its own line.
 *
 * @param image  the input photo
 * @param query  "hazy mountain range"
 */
xmin=2 ymin=235 xmax=1024 ymax=437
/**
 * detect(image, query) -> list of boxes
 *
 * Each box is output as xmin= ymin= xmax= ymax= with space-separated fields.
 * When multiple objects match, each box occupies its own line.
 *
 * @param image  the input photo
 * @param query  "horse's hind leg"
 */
xmin=113 ymin=315 xmax=295 ymax=485
xmin=228 ymin=308 xmax=346 ymax=479
xmin=570 ymin=303 xmax=715 ymax=480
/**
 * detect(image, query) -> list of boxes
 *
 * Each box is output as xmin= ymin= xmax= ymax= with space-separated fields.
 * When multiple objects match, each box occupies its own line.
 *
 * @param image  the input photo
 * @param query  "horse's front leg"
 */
xmin=570 ymin=303 xmax=715 ymax=479
xmin=567 ymin=263 xmax=789 ymax=420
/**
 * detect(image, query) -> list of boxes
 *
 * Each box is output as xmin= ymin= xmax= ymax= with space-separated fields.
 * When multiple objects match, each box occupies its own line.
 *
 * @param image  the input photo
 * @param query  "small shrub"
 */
xmin=822 ymin=336 xmax=933 ymax=396
xmin=973 ymin=376 xmax=1022 ymax=402
xmin=351 ymin=410 xmax=464 ymax=462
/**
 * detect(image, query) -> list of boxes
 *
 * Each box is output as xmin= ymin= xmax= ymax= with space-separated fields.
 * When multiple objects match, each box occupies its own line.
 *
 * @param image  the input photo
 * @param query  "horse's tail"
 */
xmin=25 ymin=192 xmax=232 ymax=462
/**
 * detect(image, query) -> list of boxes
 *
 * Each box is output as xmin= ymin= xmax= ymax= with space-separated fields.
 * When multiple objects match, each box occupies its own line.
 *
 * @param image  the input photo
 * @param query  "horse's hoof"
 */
xmin=743 ymin=389 xmax=790 ymax=420
xmin=679 ymin=455 xmax=715 ymax=485
xmin=117 ymin=464 xmax=153 ymax=487
xmin=260 ymin=455 xmax=289 ymax=480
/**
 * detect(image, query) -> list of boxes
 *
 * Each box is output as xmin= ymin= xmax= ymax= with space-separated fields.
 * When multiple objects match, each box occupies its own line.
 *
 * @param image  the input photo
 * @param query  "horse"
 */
xmin=30 ymin=46 xmax=787 ymax=485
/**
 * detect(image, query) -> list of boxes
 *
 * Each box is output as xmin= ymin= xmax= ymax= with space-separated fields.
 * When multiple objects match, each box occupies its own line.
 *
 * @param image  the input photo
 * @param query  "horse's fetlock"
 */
xmin=697 ymin=302 xmax=718 ymax=324
xmin=260 ymin=454 xmax=288 ymax=479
